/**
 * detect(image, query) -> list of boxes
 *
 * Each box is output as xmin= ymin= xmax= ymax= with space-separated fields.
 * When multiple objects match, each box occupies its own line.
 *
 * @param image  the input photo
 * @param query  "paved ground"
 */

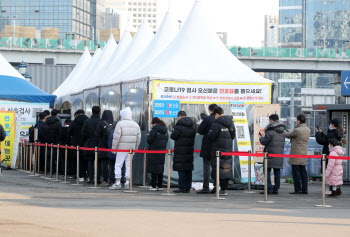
xmin=1 ymin=169 xmax=350 ymax=237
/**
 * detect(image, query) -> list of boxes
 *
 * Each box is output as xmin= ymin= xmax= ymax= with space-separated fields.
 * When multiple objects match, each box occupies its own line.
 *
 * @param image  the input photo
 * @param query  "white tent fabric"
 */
xmin=70 ymin=47 xmax=102 ymax=94
xmin=0 ymin=54 xmax=25 ymax=79
xmin=128 ymin=0 xmax=272 ymax=84
xmin=80 ymin=35 xmax=117 ymax=91
xmin=53 ymin=47 xmax=91 ymax=98
xmin=115 ymin=10 xmax=178 ymax=83
xmin=84 ymin=29 xmax=133 ymax=89
xmin=101 ymin=20 xmax=154 ymax=86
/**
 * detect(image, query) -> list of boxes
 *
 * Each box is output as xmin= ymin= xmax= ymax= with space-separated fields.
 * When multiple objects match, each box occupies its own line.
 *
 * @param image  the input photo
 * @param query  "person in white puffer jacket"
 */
xmin=109 ymin=107 xmax=141 ymax=190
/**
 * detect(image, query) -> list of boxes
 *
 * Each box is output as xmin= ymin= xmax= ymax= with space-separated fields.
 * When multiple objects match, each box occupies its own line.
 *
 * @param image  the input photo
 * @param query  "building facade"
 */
xmin=264 ymin=15 xmax=279 ymax=48
xmin=126 ymin=0 xmax=157 ymax=31
xmin=0 ymin=0 xmax=105 ymax=40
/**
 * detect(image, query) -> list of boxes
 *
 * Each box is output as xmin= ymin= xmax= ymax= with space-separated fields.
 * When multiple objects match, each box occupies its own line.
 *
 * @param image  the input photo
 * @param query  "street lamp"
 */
xmin=18 ymin=61 xmax=27 ymax=75
xmin=24 ymin=73 xmax=31 ymax=82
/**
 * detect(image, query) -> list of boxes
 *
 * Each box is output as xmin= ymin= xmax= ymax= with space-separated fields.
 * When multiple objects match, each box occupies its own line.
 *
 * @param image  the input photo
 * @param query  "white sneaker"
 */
xmin=325 ymin=190 xmax=332 ymax=195
xmin=148 ymin=187 xmax=157 ymax=191
xmin=124 ymin=180 xmax=130 ymax=190
xmin=79 ymin=178 xmax=85 ymax=182
xmin=109 ymin=182 xmax=121 ymax=190
xmin=157 ymin=187 xmax=163 ymax=191
xmin=219 ymin=190 xmax=228 ymax=196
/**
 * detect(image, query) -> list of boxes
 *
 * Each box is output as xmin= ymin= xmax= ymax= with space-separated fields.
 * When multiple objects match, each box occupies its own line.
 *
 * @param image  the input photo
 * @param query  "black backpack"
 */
xmin=102 ymin=121 xmax=115 ymax=146
xmin=44 ymin=124 xmax=57 ymax=144
xmin=29 ymin=125 xmax=35 ymax=143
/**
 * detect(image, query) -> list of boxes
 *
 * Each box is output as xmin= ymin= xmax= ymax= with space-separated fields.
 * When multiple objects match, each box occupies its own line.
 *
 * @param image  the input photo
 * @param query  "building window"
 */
xmin=148 ymin=14 xmax=151 ymax=17
xmin=153 ymin=14 xmax=156 ymax=17
xmin=133 ymin=13 xmax=136 ymax=16
xmin=138 ymin=14 xmax=141 ymax=17
xmin=133 ymin=19 xmax=136 ymax=22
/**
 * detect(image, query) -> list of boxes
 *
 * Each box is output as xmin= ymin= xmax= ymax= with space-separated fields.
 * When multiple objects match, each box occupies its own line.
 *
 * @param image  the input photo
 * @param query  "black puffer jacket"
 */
xmin=60 ymin=126 xmax=71 ymax=145
xmin=95 ymin=110 xmax=114 ymax=159
xmin=81 ymin=114 xmax=101 ymax=160
xmin=170 ymin=117 xmax=196 ymax=172
xmin=44 ymin=116 xmax=62 ymax=144
xmin=316 ymin=129 xmax=342 ymax=155
xmin=35 ymin=120 xmax=46 ymax=143
xmin=198 ymin=113 xmax=216 ymax=159
xmin=259 ymin=120 xmax=285 ymax=169
xmin=69 ymin=115 xmax=88 ymax=146
xmin=147 ymin=124 xmax=169 ymax=174
xmin=208 ymin=116 xmax=235 ymax=180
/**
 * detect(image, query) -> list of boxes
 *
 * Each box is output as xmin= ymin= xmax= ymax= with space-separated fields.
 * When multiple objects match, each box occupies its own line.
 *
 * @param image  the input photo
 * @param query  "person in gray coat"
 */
xmin=259 ymin=114 xmax=285 ymax=195
xmin=285 ymin=114 xmax=310 ymax=194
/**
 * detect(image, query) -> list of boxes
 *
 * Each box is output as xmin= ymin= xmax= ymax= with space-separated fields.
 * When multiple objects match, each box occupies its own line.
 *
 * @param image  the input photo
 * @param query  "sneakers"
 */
xmin=124 ymin=180 xmax=130 ymax=190
xmin=100 ymin=182 xmax=108 ymax=187
xmin=79 ymin=177 xmax=85 ymax=182
xmin=219 ymin=190 xmax=228 ymax=196
xmin=157 ymin=187 xmax=163 ymax=191
xmin=109 ymin=180 xmax=122 ymax=190
xmin=325 ymin=190 xmax=332 ymax=195
xmin=148 ymin=187 xmax=157 ymax=191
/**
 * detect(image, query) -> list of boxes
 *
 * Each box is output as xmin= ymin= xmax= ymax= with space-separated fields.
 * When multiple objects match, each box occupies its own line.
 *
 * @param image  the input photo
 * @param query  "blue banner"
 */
xmin=153 ymin=100 xmax=180 ymax=118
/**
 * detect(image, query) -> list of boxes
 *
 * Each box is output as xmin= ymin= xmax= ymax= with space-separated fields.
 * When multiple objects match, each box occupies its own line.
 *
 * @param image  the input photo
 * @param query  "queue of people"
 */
xmin=33 ymin=105 xmax=345 ymax=197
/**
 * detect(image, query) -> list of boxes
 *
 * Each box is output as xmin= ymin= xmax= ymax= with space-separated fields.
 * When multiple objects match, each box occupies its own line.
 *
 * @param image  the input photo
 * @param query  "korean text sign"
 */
xmin=153 ymin=81 xmax=271 ymax=104
xmin=153 ymin=100 xmax=180 ymax=118
xmin=0 ymin=111 xmax=16 ymax=168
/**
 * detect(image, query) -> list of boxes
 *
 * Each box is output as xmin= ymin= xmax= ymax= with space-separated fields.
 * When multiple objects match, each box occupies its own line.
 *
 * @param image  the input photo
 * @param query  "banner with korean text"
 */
xmin=230 ymin=102 xmax=255 ymax=183
xmin=0 ymin=111 xmax=17 ymax=168
xmin=153 ymin=81 xmax=271 ymax=104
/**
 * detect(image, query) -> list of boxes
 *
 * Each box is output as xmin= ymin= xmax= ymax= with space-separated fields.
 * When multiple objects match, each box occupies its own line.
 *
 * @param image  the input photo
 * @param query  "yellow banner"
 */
xmin=237 ymin=141 xmax=251 ymax=146
xmin=234 ymin=119 xmax=248 ymax=124
xmin=0 ymin=112 xmax=16 ymax=168
xmin=240 ymin=160 xmax=255 ymax=165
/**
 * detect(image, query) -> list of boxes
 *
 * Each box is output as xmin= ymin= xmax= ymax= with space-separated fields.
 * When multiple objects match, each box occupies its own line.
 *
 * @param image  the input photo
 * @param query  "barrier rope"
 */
xmin=23 ymin=143 xmax=350 ymax=161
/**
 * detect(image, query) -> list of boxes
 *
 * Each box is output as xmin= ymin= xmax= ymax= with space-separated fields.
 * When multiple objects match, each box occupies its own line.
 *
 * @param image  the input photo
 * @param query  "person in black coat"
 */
xmin=95 ymin=110 xmax=114 ymax=185
xmin=69 ymin=110 xmax=89 ymax=181
xmin=197 ymin=104 xmax=218 ymax=194
xmin=170 ymin=111 xmax=196 ymax=193
xmin=147 ymin=117 xmax=169 ymax=191
xmin=81 ymin=106 xmax=101 ymax=183
xmin=207 ymin=107 xmax=235 ymax=196
xmin=316 ymin=119 xmax=343 ymax=155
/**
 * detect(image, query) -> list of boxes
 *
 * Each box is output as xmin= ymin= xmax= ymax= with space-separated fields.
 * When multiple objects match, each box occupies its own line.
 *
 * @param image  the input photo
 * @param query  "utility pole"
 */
xmin=290 ymin=88 xmax=295 ymax=131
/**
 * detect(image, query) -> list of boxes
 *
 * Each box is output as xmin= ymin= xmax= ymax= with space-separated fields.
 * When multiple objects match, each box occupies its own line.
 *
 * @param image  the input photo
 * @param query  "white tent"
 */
xmin=70 ymin=47 xmax=102 ymax=94
xmin=80 ymin=35 xmax=117 ymax=91
xmin=113 ymin=10 xmax=179 ymax=84
xmin=127 ymin=0 xmax=272 ymax=84
xmin=54 ymin=47 xmax=92 ymax=106
xmin=101 ymin=20 xmax=154 ymax=86
xmin=83 ymin=29 xmax=133 ymax=90
xmin=0 ymin=54 xmax=25 ymax=79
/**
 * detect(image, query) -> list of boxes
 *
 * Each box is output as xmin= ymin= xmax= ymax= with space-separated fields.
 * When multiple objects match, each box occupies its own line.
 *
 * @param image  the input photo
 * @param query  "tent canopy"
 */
xmin=0 ymin=54 xmax=56 ymax=104
xmin=128 ymin=0 xmax=272 ymax=84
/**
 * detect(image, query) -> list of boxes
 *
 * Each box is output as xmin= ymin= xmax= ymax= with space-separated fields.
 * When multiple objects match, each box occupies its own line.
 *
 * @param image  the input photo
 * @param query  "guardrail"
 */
xmin=18 ymin=142 xmax=350 ymax=207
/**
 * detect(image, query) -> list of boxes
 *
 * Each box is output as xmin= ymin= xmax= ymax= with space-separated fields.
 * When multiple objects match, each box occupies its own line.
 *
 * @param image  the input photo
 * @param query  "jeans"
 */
xmin=267 ymin=168 xmax=280 ymax=192
xmin=291 ymin=165 xmax=308 ymax=193
xmin=151 ymin=173 xmax=163 ymax=188
xmin=202 ymin=156 xmax=211 ymax=191
xmin=178 ymin=171 xmax=192 ymax=191
xmin=97 ymin=159 xmax=109 ymax=183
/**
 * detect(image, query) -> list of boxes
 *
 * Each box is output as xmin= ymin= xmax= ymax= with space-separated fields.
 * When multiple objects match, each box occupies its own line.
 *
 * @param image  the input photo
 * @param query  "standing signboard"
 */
xmin=230 ymin=102 xmax=255 ymax=183
xmin=0 ymin=111 xmax=17 ymax=168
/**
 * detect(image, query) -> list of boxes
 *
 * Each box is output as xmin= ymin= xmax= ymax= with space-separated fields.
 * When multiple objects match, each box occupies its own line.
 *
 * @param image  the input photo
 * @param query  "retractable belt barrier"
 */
xmin=20 ymin=142 xmax=350 ymax=208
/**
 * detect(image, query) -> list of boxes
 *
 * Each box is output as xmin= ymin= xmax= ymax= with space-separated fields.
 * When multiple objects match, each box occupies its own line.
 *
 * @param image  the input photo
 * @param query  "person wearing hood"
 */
xmin=285 ymin=114 xmax=311 ymax=195
xmin=109 ymin=107 xmax=141 ymax=190
xmin=316 ymin=119 xmax=344 ymax=155
xmin=43 ymin=109 xmax=62 ymax=173
xmin=171 ymin=111 xmax=196 ymax=193
xmin=207 ymin=107 xmax=235 ymax=196
xmin=146 ymin=117 xmax=169 ymax=191
xmin=95 ymin=110 xmax=115 ymax=186
xmin=259 ymin=114 xmax=285 ymax=195
xmin=326 ymin=139 xmax=344 ymax=197
xmin=69 ymin=110 xmax=89 ymax=181
xmin=81 ymin=106 xmax=101 ymax=184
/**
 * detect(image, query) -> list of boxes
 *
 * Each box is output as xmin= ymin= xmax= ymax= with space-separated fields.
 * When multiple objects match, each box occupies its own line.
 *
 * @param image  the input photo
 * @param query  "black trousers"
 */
xmin=67 ymin=149 xmax=76 ymax=176
xmin=151 ymin=173 xmax=163 ymax=188
xmin=97 ymin=159 xmax=109 ymax=183
xmin=178 ymin=171 xmax=192 ymax=191
xmin=202 ymin=156 xmax=211 ymax=191
xmin=292 ymin=165 xmax=308 ymax=193
xmin=214 ymin=178 xmax=229 ymax=191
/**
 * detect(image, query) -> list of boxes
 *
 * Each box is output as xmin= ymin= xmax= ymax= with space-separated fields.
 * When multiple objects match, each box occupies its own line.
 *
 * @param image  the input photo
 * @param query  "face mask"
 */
xmin=329 ymin=124 xmax=333 ymax=130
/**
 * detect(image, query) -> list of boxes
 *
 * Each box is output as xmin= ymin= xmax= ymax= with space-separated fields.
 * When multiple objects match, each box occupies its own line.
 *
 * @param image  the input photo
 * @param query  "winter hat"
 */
xmin=120 ymin=107 xmax=132 ymax=120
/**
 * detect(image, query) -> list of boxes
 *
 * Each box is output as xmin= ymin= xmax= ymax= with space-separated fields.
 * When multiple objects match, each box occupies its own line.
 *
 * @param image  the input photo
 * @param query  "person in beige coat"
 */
xmin=285 ymin=114 xmax=311 ymax=194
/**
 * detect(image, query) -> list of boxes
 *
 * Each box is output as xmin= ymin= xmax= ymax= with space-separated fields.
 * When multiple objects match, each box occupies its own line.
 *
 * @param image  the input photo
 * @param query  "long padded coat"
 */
xmin=146 ymin=124 xmax=168 ymax=174
xmin=207 ymin=116 xmax=235 ymax=180
xmin=170 ymin=117 xmax=196 ymax=172
xmin=326 ymin=146 xmax=344 ymax=186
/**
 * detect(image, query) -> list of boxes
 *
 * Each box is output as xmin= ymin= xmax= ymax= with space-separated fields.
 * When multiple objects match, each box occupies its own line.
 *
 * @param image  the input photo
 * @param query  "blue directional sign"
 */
xmin=153 ymin=100 xmax=180 ymax=118
xmin=341 ymin=71 xmax=350 ymax=96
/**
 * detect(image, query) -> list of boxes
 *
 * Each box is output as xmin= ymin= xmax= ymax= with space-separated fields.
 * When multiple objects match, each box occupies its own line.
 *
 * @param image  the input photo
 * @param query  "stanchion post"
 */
xmin=124 ymin=149 xmax=138 ymax=193
xmin=257 ymin=152 xmax=274 ymax=203
xmin=138 ymin=148 xmax=148 ymax=188
xmin=162 ymin=149 xmax=176 ymax=196
xmin=315 ymin=154 xmax=333 ymax=208
xmin=214 ymin=151 xmax=225 ymax=200
xmin=44 ymin=143 xmax=48 ymax=177
xmin=24 ymin=143 xmax=27 ymax=170
xmin=72 ymin=146 xmax=82 ymax=186
xmin=244 ymin=150 xmax=256 ymax=194
xmin=50 ymin=143 xmax=53 ymax=179
xmin=20 ymin=143 xmax=23 ymax=170
xmin=52 ymin=144 xmax=60 ymax=181
xmin=89 ymin=147 xmax=101 ymax=189
xmin=37 ymin=145 xmax=41 ymax=175
xmin=29 ymin=144 xmax=37 ymax=176
xmin=29 ymin=143 xmax=33 ymax=173
xmin=61 ymin=145 xmax=69 ymax=183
